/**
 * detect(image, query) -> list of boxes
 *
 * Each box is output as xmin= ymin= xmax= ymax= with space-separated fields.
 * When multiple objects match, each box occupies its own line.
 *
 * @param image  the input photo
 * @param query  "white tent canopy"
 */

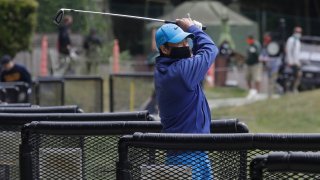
xmin=146 ymin=1 xmax=259 ymax=55
xmin=147 ymin=1 xmax=255 ymax=28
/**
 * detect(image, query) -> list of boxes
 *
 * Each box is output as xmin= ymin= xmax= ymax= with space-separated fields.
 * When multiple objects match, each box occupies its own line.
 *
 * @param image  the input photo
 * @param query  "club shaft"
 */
xmin=62 ymin=8 xmax=166 ymax=23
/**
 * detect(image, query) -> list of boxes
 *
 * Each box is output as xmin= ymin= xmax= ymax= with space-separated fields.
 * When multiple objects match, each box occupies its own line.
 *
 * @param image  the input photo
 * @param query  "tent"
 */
xmin=146 ymin=0 xmax=259 ymax=55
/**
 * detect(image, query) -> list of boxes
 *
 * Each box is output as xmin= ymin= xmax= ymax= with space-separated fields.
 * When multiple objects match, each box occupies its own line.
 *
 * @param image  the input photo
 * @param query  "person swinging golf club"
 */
xmin=154 ymin=18 xmax=218 ymax=179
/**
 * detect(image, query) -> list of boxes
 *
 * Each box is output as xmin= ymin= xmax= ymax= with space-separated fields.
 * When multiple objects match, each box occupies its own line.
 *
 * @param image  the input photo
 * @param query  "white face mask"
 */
xmin=294 ymin=33 xmax=301 ymax=39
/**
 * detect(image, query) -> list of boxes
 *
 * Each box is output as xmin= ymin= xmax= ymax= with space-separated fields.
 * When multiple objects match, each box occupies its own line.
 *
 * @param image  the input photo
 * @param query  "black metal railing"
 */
xmin=19 ymin=119 xmax=247 ymax=180
xmin=117 ymin=133 xmax=320 ymax=180
xmin=250 ymin=151 xmax=320 ymax=180
xmin=0 ymin=105 xmax=83 ymax=113
xmin=0 ymin=111 xmax=149 ymax=180
xmin=0 ymin=82 xmax=31 ymax=103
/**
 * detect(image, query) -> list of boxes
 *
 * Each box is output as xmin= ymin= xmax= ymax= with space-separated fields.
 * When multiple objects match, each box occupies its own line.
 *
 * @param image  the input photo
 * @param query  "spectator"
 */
xmin=58 ymin=15 xmax=73 ymax=56
xmin=259 ymin=33 xmax=282 ymax=97
xmin=56 ymin=15 xmax=76 ymax=75
xmin=0 ymin=55 xmax=31 ymax=84
xmin=154 ymin=18 xmax=218 ymax=179
xmin=285 ymin=26 xmax=303 ymax=93
xmin=245 ymin=35 xmax=262 ymax=99
xmin=83 ymin=28 xmax=102 ymax=74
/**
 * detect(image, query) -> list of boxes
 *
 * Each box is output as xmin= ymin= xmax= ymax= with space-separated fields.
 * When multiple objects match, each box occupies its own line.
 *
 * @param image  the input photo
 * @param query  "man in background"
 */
xmin=83 ymin=28 xmax=102 ymax=74
xmin=245 ymin=35 xmax=262 ymax=99
xmin=285 ymin=26 xmax=303 ymax=93
xmin=0 ymin=55 xmax=31 ymax=84
xmin=58 ymin=15 xmax=73 ymax=56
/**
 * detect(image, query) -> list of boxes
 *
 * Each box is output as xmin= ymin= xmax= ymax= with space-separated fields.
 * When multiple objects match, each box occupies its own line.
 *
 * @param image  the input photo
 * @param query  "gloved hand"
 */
xmin=193 ymin=20 xmax=203 ymax=30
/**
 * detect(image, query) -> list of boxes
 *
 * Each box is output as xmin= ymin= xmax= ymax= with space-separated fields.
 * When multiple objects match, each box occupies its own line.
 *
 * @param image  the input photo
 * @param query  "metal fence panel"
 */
xmin=36 ymin=78 xmax=64 ymax=106
xmin=250 ymin=152 xmax=320 ymax=180
xmin=20 ymin=119 xmax=247 ymax=180
xmin=117 ymin=133 xmax=320 ymax=180
xmin=64 ymin=76 xmax=103 ymax=112
xmin=109 ymin=73 xmax=154 ymax=112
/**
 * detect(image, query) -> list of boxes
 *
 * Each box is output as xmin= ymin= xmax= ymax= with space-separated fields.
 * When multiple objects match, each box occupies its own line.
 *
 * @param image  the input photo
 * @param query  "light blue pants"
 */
xmin=166 ymin=151 xmax=214 ymax=180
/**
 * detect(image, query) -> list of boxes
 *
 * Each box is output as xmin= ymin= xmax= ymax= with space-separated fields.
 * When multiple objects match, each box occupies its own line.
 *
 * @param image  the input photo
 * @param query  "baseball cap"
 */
xmin=0 ymin=55 xmax=12 ymax=65
xmin=155 ymin=23 xmax=194 ymax=49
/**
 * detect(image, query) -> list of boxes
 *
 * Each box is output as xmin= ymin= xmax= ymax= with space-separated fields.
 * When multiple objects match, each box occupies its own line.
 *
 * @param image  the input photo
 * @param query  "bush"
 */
xmin=36 ymin=0 xmax=87 ymax=33
xmin=0 ymin=0 xmax=38 ymax=56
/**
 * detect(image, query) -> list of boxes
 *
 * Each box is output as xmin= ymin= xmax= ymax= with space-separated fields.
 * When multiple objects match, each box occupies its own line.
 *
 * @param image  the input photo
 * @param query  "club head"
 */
xmin=53 ymin=9 xmax=64 ymax=25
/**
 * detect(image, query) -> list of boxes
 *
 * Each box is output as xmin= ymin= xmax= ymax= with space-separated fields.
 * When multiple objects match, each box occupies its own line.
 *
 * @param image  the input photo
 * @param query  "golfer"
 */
xmin=154 ymin=18 xmax=218 ymax=179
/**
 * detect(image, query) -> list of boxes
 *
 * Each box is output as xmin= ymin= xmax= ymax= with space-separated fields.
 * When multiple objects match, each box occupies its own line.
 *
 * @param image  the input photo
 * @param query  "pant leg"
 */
xmin=166 ymin=151 xmax=213 ymax=180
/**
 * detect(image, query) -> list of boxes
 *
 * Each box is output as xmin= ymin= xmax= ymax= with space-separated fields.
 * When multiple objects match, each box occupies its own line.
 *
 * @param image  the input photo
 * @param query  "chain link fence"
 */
xmin=109 ymin=73 xmax=154 ymax=112
xmin=32 ymin=76 xmax=103 ymax=112
xmin=0 ymin=111 xmax=149 ymax=180
xmin=19 ymin=119 xmax=247 ymax=179
xmin=117 ymin=133 xmax=320 ymax=180
xmin=250 ymin=152 xmax=320 ymax=180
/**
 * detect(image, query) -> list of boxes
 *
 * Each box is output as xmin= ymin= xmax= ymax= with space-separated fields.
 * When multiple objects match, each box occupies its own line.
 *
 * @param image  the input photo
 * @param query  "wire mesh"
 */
xmin=128 ymin=147 xmax=241 ymax=180
xmin=0 ymin=126 xmax=22 ymax=180
xmin=250 ymin=152 xmax=320 ymax=180
xmin=261 ymin=171 xmax=320 ymax=180
xmin=28 ymin=134 xmax=121 ymax=180
xmin=64 ymin=77 xmax=103 ymax=112
xmin=126 ymin=147 xmax=320 ymax=180
xmin=118 ymin=131 xmax=320 ymax=180
xmin=110 ymin=74 xmax=154 ymax=112
xmin=22 ymin=120 xmax=246 ymax=179
xmin=38 ymin=81 xmax=64 ymax=106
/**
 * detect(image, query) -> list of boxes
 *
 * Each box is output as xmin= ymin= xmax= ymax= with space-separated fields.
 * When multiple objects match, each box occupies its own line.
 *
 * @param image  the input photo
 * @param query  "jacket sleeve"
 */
xmin=179 ymin=25 xmax=218 ymax=90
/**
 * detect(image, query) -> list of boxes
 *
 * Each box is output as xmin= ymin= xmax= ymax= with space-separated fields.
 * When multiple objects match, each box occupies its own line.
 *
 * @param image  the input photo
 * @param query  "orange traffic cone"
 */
xmin=113 ymin=39 xmax=120 ymax=73
xmin=206 ymin=64 xmax=215 ymax=87
xmin=40 ymin=35 xmax=48 ymax=76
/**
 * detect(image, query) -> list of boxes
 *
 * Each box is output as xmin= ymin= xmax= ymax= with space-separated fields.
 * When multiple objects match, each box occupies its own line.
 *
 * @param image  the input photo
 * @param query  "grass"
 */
xmin=204 ymin=86 xmax=247 ymax=99
xmin=212 ymin=89 xmax=320 ymax=133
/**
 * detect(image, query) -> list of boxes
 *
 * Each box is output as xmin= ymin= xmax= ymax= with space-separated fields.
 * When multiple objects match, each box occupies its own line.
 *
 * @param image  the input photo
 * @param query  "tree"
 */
xmin=0 ymin=0 xmax=38 ymax=56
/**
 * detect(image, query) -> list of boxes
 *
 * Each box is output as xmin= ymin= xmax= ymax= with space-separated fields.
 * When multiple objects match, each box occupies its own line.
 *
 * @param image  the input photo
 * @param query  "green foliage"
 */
xmin=36 ymin=0 xmax=112 ymax=36
xmin=0 ymin=0 xmax=38 ymax=56
xmin=36 ymin=0 xmax=87 ymax=33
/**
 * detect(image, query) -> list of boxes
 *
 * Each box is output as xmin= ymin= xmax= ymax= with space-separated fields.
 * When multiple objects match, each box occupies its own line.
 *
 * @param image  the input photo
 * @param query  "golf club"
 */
xmin=53 ymin=8 xmax=206 ymax=30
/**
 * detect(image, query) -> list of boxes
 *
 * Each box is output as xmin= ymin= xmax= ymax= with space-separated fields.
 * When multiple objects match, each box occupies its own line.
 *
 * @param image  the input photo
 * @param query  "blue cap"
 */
xmin=0 ymin=55 xmax=12 ymax=65
xmin=155 ymin=24 xmax=194 ymax=49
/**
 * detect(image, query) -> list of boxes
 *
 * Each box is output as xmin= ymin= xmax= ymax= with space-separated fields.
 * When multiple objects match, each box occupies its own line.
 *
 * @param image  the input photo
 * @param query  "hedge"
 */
xmin=0 ymin=0 xmax=38 ymax=56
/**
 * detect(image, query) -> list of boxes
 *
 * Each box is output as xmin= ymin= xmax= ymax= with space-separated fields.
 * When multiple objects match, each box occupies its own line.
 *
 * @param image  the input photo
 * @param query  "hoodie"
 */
xmin=154 ymin=25 xmax=218 ymax=133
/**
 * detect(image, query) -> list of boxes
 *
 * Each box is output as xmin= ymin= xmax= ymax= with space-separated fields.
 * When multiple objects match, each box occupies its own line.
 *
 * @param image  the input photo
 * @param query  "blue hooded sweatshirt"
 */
xmin=154 ymin=25 xmax=218 ymax=133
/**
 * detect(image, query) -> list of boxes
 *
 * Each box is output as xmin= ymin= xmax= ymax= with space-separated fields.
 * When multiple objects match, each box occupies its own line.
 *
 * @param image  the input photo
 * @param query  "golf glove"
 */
xmin=193 ymin=20 xmax=203 ymax=30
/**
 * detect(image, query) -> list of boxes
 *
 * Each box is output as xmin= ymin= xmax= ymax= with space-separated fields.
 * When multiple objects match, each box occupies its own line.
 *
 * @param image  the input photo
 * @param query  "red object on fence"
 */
xmin=40 ymin=35 xmax=48 ymax=76
xmin=206 ymin=64 xmax=215 ymax=87
xmin=113 ymin=39 xmax=120 ymax=73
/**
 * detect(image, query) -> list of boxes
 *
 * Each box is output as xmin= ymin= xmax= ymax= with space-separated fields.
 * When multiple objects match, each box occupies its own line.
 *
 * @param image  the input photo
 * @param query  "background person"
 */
xmin=55 ymin=15 xmax=75 ymax=75
xmin=154 ymin=18 xmax=218 ymax=179
xmin=58 ymin=15 xmax=73 ymax=56
xmin=83 ymin=28 xmax=102 ymax=74
xmin=259 ymin=33 xmax=282 ymax=97
xmin=285 ymin=26 xmax=303 ymax=93
xmin=0 ymin=55 xmax=32 ymax=84
xmin=245 ymin=35 xmax=262 ymax=99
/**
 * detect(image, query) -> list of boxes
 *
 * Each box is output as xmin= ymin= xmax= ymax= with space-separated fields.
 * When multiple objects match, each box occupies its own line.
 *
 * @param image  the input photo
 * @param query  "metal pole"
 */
xmin=61 ymin=8 xmax=166 ymax=23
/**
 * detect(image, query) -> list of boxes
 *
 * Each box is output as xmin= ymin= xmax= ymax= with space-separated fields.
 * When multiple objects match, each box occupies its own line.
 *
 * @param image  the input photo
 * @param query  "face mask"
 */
xmin=294 ymin=33 xmax=301 ymax=39
xmin=246 ymin=38 xmax=254 ymax=45
xmin=169 ymin=46 xmax=192 ymax=59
